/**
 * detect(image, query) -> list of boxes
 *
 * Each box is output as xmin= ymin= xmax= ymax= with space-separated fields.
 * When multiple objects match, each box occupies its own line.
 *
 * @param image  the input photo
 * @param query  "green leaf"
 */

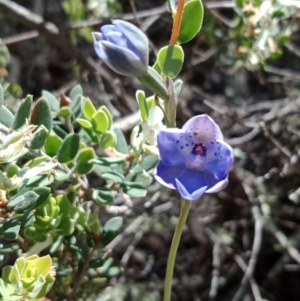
xmin=136 ymin=90 xmax=148 ymax=121
xmin=92 ymin=157 xmax=125 ymax=165
xmin=235 ymin=0 xmax=244 ymax=8
xmin=33 ymin=187 xmax=51 ymax=208
xmin=100 ymin=130 xmax=116 ymax=149
xmin=25 ymin=156 xmax=47 ymax=168
xmin=57 ymin=133 xmax=80 ymax=163
xmin=0 ymin=106 xmax=14 ymax=128
xmin=44 ymin=134 xmax=63 ymax=157
xmin=0 ymin=244 xmax=19 ymax=254
xmin=50 ymin=235 xmax=63 ymax=253
xmin=97 ymin=257 xmax=113 ymax=272
xmin=99 ymin=106 xmax=113 ymax=130
xmin=58 ymin=106 xmax=72 ymax=118
xmin=91 ymin=110 xmax=109 ymax=133
xmin=76 ymin=147 xmax=95 ymax=175
xmin=24 ymin=227 xmax=47 ymax=242
xmin=58 ymin=217 xmax=75 ymax=236
xmin=157 ymin=45 xmax=184 ymax=78
xmin=142 ymin=154 xmax=159 ymax=171
xmin=8 ymin=191 xmax=39 ymax=213
xmin=53 ymin=124 xmax=67 ymax=139
xmin=69 ymin=85 xmax=83 ymax=117
xmin=12 ymin=95 xmax=32 ymax=130
xmin=17 ymin=211 xmax=35 ymax=228
xmin=82 ymin=98 xmax=96 ymax=120
xmin=93 ymin=188 xmax=113 ymax=206
xmin=6 ymin=165 xmax=19 ymax=178
xmin=122 ymin=182 xmax=147 ymax=197
xmin=56 ymin=195 xmax=71 ymax=216
xmin=152 ymin=61 xmax=161 ymax=74
xmin=42 ymin=90 xmax=59 ymax=113
xmin=3 ymin=220 xmax=21 ymax=240
xmin=101 ymin=171 xmax=124 ymax=183
xmin=127 ymin=172 xmax=152 ymax=188
xmin=106 ymin=266 xmax=121 ymax=277
xmin=33 ymin=255 xmax=52 ymax=276
xmin=89 ymin=253 xmax=109 ymax=268
xmin=178 ymin=0 xmax=204 ymax=44
xmin=114 ymin=128 xmax=128 ymax=154
xmin=30 ymin=125 xmax=49 ymax=149
xmin=76 ymin=118 xmax=92 ymax=129
xmin=104 ymin=217 xmax=123 ymax=233
xmin=31 ymin=97 xmax=52 ymax=131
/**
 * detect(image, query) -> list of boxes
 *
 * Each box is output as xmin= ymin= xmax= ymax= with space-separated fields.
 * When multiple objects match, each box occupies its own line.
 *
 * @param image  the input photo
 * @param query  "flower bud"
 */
xmin=93 ymin=20 xmax=149 ymax=77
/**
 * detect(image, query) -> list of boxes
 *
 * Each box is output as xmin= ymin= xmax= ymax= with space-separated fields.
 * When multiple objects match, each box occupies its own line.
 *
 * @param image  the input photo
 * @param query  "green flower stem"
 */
xmin=163 ymin=198 xmax=191 ymax=301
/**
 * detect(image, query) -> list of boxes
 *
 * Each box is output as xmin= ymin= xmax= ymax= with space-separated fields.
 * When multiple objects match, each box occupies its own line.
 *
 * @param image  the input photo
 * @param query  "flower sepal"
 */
xmin=138 ymin=67 xmax=169 ymax=101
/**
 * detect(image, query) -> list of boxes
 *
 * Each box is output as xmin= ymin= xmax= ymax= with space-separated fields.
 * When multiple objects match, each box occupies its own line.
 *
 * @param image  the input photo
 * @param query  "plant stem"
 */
xmin=170 ymin=0 xmax=186 ymax=45
xmin=163 ymin=198 xmax=191 ymax=301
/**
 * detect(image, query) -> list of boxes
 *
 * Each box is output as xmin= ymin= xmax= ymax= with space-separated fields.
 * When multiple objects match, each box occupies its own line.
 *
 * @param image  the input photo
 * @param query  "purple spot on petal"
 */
xmin=176 ymin=140 xmax=179 ymax=143
xmin=192 ymin=143 xmax=206 ymax=156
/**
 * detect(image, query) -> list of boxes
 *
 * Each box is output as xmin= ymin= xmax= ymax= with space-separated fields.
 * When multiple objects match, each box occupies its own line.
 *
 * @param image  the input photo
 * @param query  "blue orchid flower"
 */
xmin=154 ymin=115 xmax=234 ymax=201
xmin=92 ymin=20 xmax=149 ymax=77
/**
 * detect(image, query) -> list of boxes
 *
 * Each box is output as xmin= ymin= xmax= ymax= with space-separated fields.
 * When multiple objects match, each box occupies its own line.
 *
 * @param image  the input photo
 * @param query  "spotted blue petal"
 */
xmin=154 ymin=114 xmax=234 ymax=201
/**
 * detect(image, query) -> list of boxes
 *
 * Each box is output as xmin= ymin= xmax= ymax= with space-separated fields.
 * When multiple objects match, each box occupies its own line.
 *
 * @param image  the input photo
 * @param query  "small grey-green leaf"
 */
xmin=103 ymin=217 xmax=123 ymax=233
xmin=114 ymin=128 xmax=128 ymax=154
xmin=70 ymin=85 xmax=83 ymax=117
xmin=30 ymin=125 xmax=49 ymax=149
xmin=142 ymin=154 xmax=159 ymax=171
xmin=93 ymin=188 xmax=113 ymax=206
xmin=100 ymin=131 xmax=116 ymax=149
xmin=31 ymin=97 xmax=52 ymax=131
xmin=69 ymin=84 xmax=83 ymax=102
xmin=42 ymin=90 xmax=59 ymax=113
xmin=57 ymin=133 xmax=80 ymax=163
xmin=3 ymin=220 xmax=20 ymax=240
xmin=12 ymin=95 xmax=32 ymax=130
xmin=33 ymin=187 xmax=51 ymax=208
xmin=0 ymin=106 xmax=14 ymax=127
xmin=8 ymin=191 xmax=39 ymax=213
xmin=122 ymin=182 xmax=147 ymax=197
xmin=101 ymin=171 xmax=124 ymax=183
